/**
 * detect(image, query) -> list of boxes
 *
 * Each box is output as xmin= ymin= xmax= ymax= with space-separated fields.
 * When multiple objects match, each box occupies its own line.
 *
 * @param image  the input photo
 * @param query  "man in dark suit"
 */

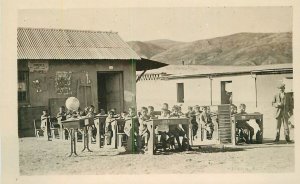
xmin=272 ymin=83 xmax=293 ymax=143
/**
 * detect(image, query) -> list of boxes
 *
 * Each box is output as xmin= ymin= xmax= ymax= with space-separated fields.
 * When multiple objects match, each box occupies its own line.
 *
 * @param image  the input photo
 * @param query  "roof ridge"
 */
xmin=18 ymin=27 xmax=118 ymax=34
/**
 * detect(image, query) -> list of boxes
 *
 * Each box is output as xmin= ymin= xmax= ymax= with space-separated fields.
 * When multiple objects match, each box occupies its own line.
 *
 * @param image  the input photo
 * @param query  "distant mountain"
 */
xmin=127 ymin=41 xmax=166 ymax=59
xmin=144 ymin=39 xmax=185 ymax=50
xmin=128 ymin=33 xmax=292 ymax=66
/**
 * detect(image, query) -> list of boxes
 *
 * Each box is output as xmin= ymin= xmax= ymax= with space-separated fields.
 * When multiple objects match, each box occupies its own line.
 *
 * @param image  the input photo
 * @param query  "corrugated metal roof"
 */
xmin=137 ymin=63 xmax=293 ymax=79
xmin=17 ymin=27 xmax=141 ymax=60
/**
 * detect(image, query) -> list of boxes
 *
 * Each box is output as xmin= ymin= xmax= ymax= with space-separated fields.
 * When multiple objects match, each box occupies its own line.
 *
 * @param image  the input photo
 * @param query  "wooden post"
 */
xmin=148 ymin=120 xmax=155 ymax=155
xmin=232 ymin=115 xmax=236 ymax=145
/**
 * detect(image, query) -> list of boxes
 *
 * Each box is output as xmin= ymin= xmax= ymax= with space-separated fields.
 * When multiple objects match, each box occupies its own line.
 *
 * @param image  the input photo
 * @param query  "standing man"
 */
xmin=272 ymin=83 xmax=293 ymax=143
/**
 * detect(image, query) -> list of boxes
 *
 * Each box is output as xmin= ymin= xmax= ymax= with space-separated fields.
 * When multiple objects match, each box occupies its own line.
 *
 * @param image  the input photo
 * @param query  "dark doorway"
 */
xmin=221 ymin=81 xmax=232 ymax=104
xmin=97 ymin=72 xmax=124 ymax=114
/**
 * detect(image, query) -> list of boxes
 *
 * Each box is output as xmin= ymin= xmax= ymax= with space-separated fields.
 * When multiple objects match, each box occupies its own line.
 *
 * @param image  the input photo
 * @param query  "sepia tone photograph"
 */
xmin=14 ymin=5 xmax=295 ymax=177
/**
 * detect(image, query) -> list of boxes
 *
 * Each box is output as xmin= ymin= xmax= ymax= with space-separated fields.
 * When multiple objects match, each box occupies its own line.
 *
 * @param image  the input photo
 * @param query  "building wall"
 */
xmin=136 ymin=72 xmax=293 ymax=139
xmin=137 ymin=74 xmax=256 ymax=111
xmin=19 ymin=60 xmax=136 ymax=110
xmin=18 ymin=59 xmax=136 ymax=137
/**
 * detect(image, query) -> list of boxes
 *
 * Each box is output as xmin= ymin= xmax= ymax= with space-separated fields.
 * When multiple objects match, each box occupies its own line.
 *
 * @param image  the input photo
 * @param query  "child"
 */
xmin=110 ymin=108 xmax=120 ymax=118
xmin=124 ymin=107 xmax=137 ymax=136
xmin=87 ymin=105 xmax=97 ymax=142
xmin=105 ymin=110 xmax=116 ymax=145
xmin=41 ymin=110 xmax=51 ymax=141
xmin=99 ymin=109 xmax=106 ymax=115
xmin=123 ymin=107 xmax=139 ymax=153
xmin=156 ymin=108 xmax=171 ymax=150
xmin=236 ymin=104 xmax=254 ymax=144
xmin=230 ymin=104 xmax=238 ymax=116
xmin=147 ymin=106 xmax=156 ymax=119
xmin=169 ymin=105 xmax=186 ymax=150
xmin=162 ymin=103 xmax=171 ymax=114
xmin=170 ymin=105 xmax=185 ymax=118
xmin=193 ymin=105 xmax=202 ymax=139
xmin=57 ymin=106 xmax=67 ymax=121
xmin=138 ymin=107 xmax=150 ymax=151
xmin=186 ymin=106 xmax=197 ymax=140
xmin=199 ymin=106 xmax=214 ymax=140
xmin=56 ymin=106 xmax=67 ymax=139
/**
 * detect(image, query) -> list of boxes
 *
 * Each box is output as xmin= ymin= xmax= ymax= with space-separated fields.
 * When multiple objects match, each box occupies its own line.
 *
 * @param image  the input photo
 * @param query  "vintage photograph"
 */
xmin=17 ymin=6 xmax=294 ymax=175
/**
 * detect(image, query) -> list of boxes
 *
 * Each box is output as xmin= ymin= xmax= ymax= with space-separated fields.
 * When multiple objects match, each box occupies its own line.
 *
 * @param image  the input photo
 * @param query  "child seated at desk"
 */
xmin=169 ymin=105 xmax=187 ymax=151
xmin=86 ymin=105 xmax=97 ymax=143
xmin=148 ymin=106 xmax=157 ymax=119
xmin=156 ymin=108 xmax=171 ymax=150
xmin=161 ymin=103 xmax=171 ymax=115
xmin=105 ymin=110 xmax=116 ymax=145
xmin=124 ymin=107 xmax=137 ymax=136
xmin=236 ymin=104 xmax=255 ymax=144
xmin=138 ymin=107 xmax=150 ymax=151
xmin=41 ymin=110 xmax=51 ymax=141
xmin=57 ymin=106 xmax=67 ymax=138
xmin=56 ymin=106 xmax=67 ymax=123
xmin=199 ymin=106 xmax=214 ymax=140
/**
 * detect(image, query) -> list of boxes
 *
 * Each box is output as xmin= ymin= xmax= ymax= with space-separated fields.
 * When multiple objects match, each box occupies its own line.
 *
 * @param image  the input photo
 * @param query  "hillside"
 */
xmin=144 ymin=39 xmax=185 ymax=50
xmin=128 ymin=33 xmax=292 ymax=65
xmin=127 ymin=41 xmax=166 ymax=59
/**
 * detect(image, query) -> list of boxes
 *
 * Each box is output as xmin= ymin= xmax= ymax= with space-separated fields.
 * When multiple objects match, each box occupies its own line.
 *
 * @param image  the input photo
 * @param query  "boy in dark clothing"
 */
xmin=236 ymin=104 xmax=254 ymax=144
xmin=105 ymin=110 xmax=116 ymax=145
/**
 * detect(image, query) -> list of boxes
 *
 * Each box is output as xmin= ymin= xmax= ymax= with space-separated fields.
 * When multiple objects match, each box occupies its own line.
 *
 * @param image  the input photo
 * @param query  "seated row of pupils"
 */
xmin=135 ymin=103 xmax=188 ymax=152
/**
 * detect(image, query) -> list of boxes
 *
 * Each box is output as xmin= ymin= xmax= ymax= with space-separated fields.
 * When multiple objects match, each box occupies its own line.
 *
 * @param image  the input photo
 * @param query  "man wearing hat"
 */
xmin=272 ymin=83 xmax=293 ymax=143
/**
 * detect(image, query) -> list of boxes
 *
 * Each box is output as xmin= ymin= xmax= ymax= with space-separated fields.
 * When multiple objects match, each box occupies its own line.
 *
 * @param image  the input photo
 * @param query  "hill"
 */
xmin=127 ymin=41 xmax=166 ymax=59
xmin=128 ymin=33 xmax=292 ymax=65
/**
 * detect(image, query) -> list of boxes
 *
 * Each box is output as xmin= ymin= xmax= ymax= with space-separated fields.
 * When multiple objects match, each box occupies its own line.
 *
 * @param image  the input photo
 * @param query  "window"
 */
xmin=177 ymin=83 xmax=184 ymax=103
xmin=18 ymin=71 xmax=29 ymax=103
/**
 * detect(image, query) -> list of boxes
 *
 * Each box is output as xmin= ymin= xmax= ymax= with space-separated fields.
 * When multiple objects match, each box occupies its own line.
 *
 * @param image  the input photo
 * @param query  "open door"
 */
xmin=97 ymin=72 xmax=124 ymax=113
xmin=221 ymin=81 xmax=232 ymax=104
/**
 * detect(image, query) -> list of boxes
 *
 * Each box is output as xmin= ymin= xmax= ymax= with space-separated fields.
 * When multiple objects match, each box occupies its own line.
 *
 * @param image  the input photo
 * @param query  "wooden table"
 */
xmin=148 ymin=118 xmax=190 ymax=155
xmin=232 ymin=113 xmax=263 ymax=145
xmin=61 ymin=117 xmax=94 ymax=157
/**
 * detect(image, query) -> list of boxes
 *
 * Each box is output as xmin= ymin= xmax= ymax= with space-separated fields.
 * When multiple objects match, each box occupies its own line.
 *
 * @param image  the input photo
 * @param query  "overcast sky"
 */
xmin=18 ymin=7 xmax=292 ymax=42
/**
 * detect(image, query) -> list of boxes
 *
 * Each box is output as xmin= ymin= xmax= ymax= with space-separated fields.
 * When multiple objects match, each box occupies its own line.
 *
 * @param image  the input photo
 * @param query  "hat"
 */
xmin=277 ymin=83 xmax=285 ymax=89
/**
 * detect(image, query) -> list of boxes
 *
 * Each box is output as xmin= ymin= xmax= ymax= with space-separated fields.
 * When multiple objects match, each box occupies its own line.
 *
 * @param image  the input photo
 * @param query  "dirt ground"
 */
xmin=19 ymin=137 xmax=294 ymax=175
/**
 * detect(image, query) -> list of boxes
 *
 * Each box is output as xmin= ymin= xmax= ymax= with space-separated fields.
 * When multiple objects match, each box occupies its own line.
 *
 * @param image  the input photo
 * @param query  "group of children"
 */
xmin=185 ymin=105 xmax=215 ymax=141
xmin=231 ymin=103 xmax=256 ymax=144
xmin=40 ymin=105 xmax=98 ymax=141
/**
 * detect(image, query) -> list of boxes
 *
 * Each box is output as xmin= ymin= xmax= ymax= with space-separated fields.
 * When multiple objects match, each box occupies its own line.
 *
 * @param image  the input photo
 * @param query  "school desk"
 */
xmin=232 ymin=113 xmax=263 ymax=145
xmin=148 ymin=118 xmax=190 ymax=155
xmin=61 ymin=117 xmax=94 ymax=157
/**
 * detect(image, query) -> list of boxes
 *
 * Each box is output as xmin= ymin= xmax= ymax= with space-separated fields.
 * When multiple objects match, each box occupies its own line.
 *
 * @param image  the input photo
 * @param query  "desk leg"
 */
xmin=189 ymin=123 xmax=193 ymax=146
xmin=68 ymin=129 xmax=78 ymax=157
xmin=186 ymin=124 xmax=190 ymax=147
xmin=148 ymin=123 xmax=154 ymax=155
xmin=96 ymin=122 xmax=100 ymax=148
xmin=98 ymin=122 xmax=102 ymax=148
xmin=82 ymin=126 xmax=93 ymax=152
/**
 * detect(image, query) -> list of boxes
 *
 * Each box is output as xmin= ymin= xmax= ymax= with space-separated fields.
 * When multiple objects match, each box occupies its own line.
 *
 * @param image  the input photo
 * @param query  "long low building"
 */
xmin=136 ymin=64 xmax=293 ymax=139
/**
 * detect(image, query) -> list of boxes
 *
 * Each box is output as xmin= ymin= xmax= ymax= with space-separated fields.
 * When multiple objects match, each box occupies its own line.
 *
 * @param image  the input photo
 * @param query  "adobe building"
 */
xmin=136 ymin=64 xmax=293 ymax=139
xmin=18 ymin=27 xmax=166 ymax=137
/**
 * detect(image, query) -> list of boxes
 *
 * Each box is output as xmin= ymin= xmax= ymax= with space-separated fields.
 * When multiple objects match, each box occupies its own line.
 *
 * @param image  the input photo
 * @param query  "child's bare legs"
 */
xmin=105 ymin=131 xmax=112 ymax=145
xmin=142 ymin=132 xmax=149 ymax=151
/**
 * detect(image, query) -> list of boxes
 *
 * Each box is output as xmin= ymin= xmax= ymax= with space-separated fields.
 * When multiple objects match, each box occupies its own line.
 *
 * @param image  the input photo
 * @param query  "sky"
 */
xmin=18 ymin=7 xmax=292 ymax=42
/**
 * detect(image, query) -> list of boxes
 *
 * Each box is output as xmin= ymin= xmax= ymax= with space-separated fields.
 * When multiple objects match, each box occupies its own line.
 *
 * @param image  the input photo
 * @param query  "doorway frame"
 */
xmin=96 ymin=71 xmax=125 ymax=113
